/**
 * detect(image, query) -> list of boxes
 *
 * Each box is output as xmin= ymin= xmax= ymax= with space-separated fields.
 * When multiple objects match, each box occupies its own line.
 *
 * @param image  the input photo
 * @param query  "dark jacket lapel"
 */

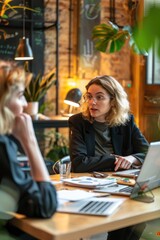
xmin=111 ymin=127 xmax=123 ymax=155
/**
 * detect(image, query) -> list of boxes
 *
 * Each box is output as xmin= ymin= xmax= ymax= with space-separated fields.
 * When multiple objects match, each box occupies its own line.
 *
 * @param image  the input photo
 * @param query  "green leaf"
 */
xmin=92 ymin=22 xmax=130 ymax=53
xmin=24 ymin=69 xmax=56 ymax=102
xmin=133 ymin=5 xmax=160 ymax=52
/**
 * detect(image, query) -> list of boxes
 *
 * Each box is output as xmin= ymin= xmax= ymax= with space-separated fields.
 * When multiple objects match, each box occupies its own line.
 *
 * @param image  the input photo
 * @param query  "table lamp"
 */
xmin=63 ymin=88 xmax=82 ymax=116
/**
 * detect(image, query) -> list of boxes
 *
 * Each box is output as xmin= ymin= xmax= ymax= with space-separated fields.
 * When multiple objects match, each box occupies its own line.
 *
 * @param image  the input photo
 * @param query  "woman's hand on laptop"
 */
xmin=114 ymin=155 xmax=137 ymax=171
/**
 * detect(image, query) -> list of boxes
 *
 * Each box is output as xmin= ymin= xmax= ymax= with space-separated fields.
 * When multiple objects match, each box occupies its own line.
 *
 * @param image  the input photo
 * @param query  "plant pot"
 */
xmin=24 ymin=102 xmax=39 ymax=120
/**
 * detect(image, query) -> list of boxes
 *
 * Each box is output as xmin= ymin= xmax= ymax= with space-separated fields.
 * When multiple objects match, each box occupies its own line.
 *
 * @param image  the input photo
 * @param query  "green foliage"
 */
xmin=0 ymin=0 xmax=38 ymax=18
xmin=38 ymin=99 xmax=55 ymax=114
xmin=133 ymin=4 xmax=160 ymax=57
xmin=24 ymin=68 xmax=56 ymax=102
xmin=44 ymin=130 xmax=69 ymax=163
xmin=0 ymin=1 xmax=39 ymax=38
xmin=92 ymin=4 xmax=160 ymax=57
xmin=92 ymin=22 xmax=131 ymax=53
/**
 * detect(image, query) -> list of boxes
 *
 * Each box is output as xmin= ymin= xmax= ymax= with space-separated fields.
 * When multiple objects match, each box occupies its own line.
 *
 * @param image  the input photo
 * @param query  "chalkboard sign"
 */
xmin=0 ymin=28 xmax=19 ymax=60
xmin=78 ymin=0 xmax=100 ymax=79
xmin=0 ymin=0 xmax=44 ymax=75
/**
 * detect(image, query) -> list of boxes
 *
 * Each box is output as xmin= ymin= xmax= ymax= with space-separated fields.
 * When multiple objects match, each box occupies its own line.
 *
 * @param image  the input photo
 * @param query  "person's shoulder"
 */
xmin=122 ymin=114 xmax=136 ymax=128
xmin=69 ymin=112 xmax=83 ymax=121
xmin=0 ymin=135 xmax=17 ymax=149
xmin=127 ymin=114 xmax=134 ymax=122
xmin=0 ymin=135 xmax=9 ymax=143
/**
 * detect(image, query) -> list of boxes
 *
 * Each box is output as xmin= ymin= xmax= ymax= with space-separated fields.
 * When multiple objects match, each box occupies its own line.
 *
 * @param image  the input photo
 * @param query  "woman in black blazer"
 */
xmin=69 ymin=75 xmax=148 ymax=240
xmin=69 ymin=75 xmax=149 ymax=173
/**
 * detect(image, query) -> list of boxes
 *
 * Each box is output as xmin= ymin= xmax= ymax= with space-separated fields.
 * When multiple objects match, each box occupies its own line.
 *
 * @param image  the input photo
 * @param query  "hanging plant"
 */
xmin=92 ymin=22 xmax=130 ymax=53
xmin=0 ymin=0 xmax=37 ymax=18
xmin=92 ymin=21 xmax=147 ymax=55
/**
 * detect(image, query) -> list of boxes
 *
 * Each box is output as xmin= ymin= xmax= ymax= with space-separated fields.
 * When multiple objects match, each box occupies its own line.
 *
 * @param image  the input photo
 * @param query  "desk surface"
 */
xmin=11 ymin=173 xmax=160 ymax=240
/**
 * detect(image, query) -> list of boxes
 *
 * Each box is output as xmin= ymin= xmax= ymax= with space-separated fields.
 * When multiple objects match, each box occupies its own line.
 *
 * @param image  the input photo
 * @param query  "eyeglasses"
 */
xmin=84 ymin=93 xmax=111 ymax=103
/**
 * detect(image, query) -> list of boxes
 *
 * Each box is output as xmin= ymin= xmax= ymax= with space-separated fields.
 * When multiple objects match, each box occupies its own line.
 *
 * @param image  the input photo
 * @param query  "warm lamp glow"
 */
xmin=63 ymin=88 xmax=82 ymax=116
xmin=64 ymin=88 xmax=82 ymax=107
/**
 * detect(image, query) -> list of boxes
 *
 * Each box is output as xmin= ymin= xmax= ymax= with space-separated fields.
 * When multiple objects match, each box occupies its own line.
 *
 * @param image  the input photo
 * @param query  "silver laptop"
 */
xmin=94 ymin=141 xmax=160 ymax=203
xmin=57 ymin=197 xmax=124 ymax=216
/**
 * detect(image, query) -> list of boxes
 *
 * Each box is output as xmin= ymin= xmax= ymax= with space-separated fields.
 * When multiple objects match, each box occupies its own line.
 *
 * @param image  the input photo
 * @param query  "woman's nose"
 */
xmin=90 ymin=97 xmax=97 ymax=104
xmin=22 ymin=96 xmax=28 ymax=107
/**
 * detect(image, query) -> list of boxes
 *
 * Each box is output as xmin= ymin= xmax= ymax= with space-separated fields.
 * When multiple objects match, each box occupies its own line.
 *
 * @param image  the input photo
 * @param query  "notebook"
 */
xmin=94 ymin=141 xmax=160 ymax=203
xmin=57 ymin=197 xmax=124 ymax=216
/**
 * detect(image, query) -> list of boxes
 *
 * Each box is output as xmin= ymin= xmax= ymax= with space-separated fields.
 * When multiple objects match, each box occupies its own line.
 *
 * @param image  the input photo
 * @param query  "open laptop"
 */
xmin=94 ymin=141 xmax=160 ymax=203
xmin=57 ymin=197 xmax=124 ymax=216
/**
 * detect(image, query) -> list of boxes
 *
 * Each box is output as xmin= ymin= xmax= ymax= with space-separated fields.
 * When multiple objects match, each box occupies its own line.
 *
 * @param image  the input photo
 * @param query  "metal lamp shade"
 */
xmin=14 ymin=37 xmax=34 ymax=60
xmin=64 ymin=88 xmax=82 ymax=107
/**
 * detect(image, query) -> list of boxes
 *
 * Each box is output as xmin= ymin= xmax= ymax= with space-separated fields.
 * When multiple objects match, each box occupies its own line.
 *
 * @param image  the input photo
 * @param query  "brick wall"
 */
xmin=44 ymin=0 xmax=136 ymax=115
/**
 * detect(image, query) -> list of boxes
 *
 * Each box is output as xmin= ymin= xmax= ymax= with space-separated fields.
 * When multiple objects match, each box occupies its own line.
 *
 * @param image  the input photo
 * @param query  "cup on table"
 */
xmin=59 ymin=156 xmax=71 ymax=180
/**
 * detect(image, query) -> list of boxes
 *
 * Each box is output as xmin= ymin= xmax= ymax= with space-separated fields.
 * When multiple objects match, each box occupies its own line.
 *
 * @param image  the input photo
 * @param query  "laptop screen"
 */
xmin=130 ymin=141 xmax=160 ymax=201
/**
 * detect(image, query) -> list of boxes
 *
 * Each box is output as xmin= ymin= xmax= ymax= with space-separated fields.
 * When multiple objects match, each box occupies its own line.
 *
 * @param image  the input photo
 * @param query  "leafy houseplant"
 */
xmin=23 ymin=63 xmax=56 ymax=118
xmin=24 ymin=67 xmax=56 ymax=102
xmin=44 ymin=130 xmax=69 ymax=163
xmin=92 ymin=21 xmax=144 ymax=55
xmin=92 ymin=22 xmax=131 ymax=53
xmin=92 ymin=4 xmax=160 ymax=56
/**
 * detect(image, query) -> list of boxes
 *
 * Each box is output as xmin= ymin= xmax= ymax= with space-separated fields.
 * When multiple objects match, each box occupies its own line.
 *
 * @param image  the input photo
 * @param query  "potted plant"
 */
xmin=44 ymin=130 xmax=69 ymax=163
xmin=38 ymin=129 xmax=69 ymax=174
xmin=24 ymin=65 xmax=56 ymax=118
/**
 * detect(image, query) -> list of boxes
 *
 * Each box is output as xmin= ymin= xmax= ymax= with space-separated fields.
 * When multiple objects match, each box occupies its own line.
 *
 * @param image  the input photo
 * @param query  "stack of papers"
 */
xmin=62 ymin=176 xmax=116 ymax=188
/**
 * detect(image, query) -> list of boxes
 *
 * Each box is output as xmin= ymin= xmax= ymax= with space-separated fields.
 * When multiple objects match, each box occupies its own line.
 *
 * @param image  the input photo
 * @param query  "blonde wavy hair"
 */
xmin=0 ymin=61 xmax=32 ymax=134
xmin=82 ymin=75 xmax=130 ymax=126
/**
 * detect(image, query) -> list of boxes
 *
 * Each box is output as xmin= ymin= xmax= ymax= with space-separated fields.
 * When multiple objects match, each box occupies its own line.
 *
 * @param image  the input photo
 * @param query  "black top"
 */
xmin=0 ymin=135 xmax=57 ymax=218
xmin=69 ymin=113 xmax=149 ymax=173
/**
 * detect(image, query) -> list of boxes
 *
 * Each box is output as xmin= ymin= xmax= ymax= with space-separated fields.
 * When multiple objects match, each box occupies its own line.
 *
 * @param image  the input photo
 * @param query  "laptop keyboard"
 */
xmin=79 ymin=200 xmax=113 ymax=214
xmin=119 ymin=186 xmax=133 ymax=193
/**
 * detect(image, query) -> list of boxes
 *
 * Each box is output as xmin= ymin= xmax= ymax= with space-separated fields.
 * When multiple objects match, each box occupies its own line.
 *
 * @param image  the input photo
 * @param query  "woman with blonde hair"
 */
xmin=69 ymin=75 xmax=149 ymax=173
xmin=0 ymin=61 xmax=57 ymax=238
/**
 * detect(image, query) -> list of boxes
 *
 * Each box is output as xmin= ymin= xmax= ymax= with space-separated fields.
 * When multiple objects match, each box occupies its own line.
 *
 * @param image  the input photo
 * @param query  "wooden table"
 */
xmin=10 ymin=173 xmax=160 ymax=240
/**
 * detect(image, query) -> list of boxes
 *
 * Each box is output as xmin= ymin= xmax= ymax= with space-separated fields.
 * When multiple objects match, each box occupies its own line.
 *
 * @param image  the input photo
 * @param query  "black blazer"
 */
xmin=69 ymin=113 xmax=149 ymax=173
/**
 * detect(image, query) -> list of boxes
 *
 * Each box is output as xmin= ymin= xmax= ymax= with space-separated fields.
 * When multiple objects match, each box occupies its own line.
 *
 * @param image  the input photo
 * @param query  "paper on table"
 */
xmin=57 ymin=189 xmax=97 ymax=201
xmin=62 ymin=176 xmax=116 ymax=188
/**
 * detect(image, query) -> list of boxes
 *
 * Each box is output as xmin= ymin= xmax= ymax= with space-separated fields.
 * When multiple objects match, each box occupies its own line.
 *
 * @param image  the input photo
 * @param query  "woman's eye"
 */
xmin=88 ymin=95 xmax=92 ymax=100
xmin=85 ymin=94 xmax=92 ymax=100
xmin=97 ymin=95 xmax=104 ymax=101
